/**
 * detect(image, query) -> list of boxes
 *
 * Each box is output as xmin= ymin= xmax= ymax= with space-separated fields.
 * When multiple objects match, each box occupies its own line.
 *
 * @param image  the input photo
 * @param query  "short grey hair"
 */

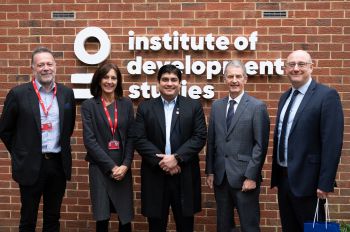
xmin=31 ymin=46 xmax=55 ymax=68
xmin=224 ymin=60 xmax=247 ymax=78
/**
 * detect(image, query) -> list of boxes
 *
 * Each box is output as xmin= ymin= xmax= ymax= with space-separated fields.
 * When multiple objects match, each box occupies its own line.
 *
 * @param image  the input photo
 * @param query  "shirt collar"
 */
xmin=293 ymin=77 xmax=312 ymax=95
xmin=34 ymin=78 xmax=55 ymax=92
xmin=228 ymin=91 xmax=244 ymax=105
xmin=161 ymin=96 xmax=178 ymax=105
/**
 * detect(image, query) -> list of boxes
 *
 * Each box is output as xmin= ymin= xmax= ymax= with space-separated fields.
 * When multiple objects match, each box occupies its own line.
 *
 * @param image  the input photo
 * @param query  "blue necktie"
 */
xmin=226 ymin=100 xmax=236 ymax=130
xmin=279 ymin=90 xmax=299 ymax=163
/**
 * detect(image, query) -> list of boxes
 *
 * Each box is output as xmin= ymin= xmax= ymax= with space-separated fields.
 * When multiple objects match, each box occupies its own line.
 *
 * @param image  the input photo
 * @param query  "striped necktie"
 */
xmin=226 ymin=100 xmax=236 ymax=130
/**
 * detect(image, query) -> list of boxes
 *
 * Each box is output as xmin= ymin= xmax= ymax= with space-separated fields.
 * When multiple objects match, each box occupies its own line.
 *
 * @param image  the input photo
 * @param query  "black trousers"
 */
xmin=277 ymin=170 xmax=325 ymax=232
xmin=147 ymin=175 xmax=194 ymax=232
xmin=19 ymin=156 xmax=66 ymax=232
xmin=96 ymin=198 xmax=132 ymax=232
xmin=96 ymin=219 xmax=131 ymax=232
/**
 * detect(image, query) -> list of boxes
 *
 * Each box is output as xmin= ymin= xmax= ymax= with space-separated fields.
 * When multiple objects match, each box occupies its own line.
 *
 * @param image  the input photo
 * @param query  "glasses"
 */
xmin=285 ymin=62 xmax=312 ymax=69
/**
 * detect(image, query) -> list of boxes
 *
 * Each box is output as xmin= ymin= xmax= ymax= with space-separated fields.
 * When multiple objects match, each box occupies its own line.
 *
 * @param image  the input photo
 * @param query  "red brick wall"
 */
xmin=0 ymin=1 xmax=349 ymax=231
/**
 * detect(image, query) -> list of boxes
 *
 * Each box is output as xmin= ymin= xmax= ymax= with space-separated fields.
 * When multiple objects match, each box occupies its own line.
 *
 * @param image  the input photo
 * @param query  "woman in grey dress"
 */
xmin=81 ymin=63 xmax=134 ymax=232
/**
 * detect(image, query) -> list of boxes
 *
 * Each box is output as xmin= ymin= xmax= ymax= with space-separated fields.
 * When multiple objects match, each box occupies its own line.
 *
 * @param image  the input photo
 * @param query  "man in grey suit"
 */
xmin=205 ymin=60 xmax=270 ymax=232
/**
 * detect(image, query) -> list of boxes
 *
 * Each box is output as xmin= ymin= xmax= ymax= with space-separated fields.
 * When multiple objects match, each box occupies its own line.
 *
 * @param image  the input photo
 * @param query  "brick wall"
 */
xmin=0 ymin=1 xmax=349 ymax=231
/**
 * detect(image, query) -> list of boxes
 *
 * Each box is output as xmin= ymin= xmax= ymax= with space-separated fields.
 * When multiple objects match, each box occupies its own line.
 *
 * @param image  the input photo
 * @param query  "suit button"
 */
xmin=225 ymin=155 xmax=228 ymax=158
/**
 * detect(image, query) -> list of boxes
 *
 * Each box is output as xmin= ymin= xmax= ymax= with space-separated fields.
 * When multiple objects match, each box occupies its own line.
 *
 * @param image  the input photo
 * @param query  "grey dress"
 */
xmin=81 ymin=97 xmax=134 ymax=224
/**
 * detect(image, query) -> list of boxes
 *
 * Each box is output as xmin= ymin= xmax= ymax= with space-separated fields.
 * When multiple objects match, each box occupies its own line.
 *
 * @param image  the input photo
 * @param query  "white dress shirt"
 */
xmin=162 ymin=96 xmax=177 ymax=155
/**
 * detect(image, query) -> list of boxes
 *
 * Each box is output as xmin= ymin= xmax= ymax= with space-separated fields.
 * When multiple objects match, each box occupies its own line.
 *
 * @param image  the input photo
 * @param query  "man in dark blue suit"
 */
xmin=271 ymin=50 xmax=344 ymax=232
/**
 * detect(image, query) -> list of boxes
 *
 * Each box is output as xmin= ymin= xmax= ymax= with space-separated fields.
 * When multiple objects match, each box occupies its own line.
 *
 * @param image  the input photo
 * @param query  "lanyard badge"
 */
xmin=101 ymin=97 xmax=120 ymax=150
xmin=32 ymin=79 xmax=56 ymax=131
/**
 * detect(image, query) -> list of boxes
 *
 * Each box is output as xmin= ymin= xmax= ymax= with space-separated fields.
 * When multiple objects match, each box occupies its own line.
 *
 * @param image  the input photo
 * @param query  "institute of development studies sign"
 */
xmin=72 ymin=27 xmax=284 ymax=100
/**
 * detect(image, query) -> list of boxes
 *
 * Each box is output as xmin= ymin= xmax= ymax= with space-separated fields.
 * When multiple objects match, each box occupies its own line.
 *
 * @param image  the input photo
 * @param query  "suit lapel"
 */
xmin=154 ymin=97 xmax=166 ymax=139
xmin=274 ymin=89 xmax=291 ymax=135
xmin=28 ymin=83 xmax=41 ymax=132
xmin=56 ymin=84 xmax=65 ymax=134
xmin=96 ymin=97 xmax=110 ymax=131
xmin=277 ymin=90 xmax=291 ymax=122
xmin=170 ymin=97 xmax=180 ymax=133
xmin=116 ymin=99 xmax=125 ymax=147
xmin=227 ymin=93 xmax=249 ymax=136
xmin=116 ymin=98 xmax=123 ymax=134
xmin=218 ymin=97 xmax=229 ymax=136
xmin=289 ymin=80 xmax=316 ymax=135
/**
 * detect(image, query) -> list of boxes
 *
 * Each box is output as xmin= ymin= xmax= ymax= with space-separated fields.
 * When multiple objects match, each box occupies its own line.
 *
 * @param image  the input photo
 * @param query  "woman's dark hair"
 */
xmin=90 ymin=63 xmax=123 ymax=98
xmin=157 ymin=64 xmax=182 ymax=82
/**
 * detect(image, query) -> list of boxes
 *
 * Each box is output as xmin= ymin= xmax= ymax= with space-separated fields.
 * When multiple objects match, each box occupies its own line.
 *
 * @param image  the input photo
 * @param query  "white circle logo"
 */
xmin=74 ymin=27 xmax=111 ymax=65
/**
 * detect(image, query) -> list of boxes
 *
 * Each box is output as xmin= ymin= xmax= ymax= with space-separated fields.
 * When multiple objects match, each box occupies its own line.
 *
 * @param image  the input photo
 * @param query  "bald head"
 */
xmin=287 ymin=50 xmax=312 ymax=64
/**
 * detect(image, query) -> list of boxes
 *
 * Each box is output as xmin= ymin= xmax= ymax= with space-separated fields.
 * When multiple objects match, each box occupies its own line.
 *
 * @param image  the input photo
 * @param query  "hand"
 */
xmin=242 ymin=179 xmax=256 ymax=192
xmin=111 ymin=165 xmax=119 ymax=178
xmin=317 ymin=189 xmax=329 ymax=199
xmin=206 ymin=174 xmax=214 ymax=189
xmin=156 ymin=154 xmax=178 ymax=171
xmin=168 ymin=165 xmax=181 ymax=175
xmin=112 ymin=165 xmax=128 ymax=181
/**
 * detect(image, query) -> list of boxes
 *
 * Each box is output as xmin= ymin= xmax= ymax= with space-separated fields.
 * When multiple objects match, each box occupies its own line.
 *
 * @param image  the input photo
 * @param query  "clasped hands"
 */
xmin=156 ymin=154 xmax=181 ymax=175
xmin=111 ymin=165 xmax=128 ymax=181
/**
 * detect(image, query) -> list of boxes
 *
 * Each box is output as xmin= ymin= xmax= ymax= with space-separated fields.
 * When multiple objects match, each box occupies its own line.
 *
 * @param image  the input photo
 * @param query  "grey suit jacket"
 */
xmin=206 ymin=93 xmax=270 ymax=188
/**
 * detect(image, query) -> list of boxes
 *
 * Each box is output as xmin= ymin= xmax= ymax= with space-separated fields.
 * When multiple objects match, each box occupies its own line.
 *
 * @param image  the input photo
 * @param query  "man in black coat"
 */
xmin=0 ymin=47 xmax=76 ymax=231
xmin=131 ymin=64 xmax=207 ymax=232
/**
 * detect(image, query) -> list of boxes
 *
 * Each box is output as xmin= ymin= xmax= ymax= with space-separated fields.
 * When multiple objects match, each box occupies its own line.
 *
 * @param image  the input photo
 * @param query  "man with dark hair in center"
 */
xmin=131 ymin=64 xmax=207 ymax=232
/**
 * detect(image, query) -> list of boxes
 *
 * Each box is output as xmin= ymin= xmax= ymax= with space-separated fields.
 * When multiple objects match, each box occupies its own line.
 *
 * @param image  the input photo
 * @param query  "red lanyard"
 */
xmin=101 ymin=97 xmax=118 ymax=138
xmin=32 ymin=79 xmax=57 ymax=117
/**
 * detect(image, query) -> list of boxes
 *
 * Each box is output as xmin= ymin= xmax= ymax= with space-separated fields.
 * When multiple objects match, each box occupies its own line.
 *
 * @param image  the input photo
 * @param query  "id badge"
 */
xmin=108 ymin=140 xmax=120 ymax=150
xmin=41 ymin=122 xmax=53 ymax=131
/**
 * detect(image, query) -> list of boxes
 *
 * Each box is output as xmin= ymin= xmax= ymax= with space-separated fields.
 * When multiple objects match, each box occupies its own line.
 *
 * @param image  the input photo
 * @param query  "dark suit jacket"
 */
xmin=271 ymin=80 xmax=344 ymax=197
xmin=206 ymin=93 xmax=270 ymax=188
xmin=0 ymin=82 xmax=76 ymax=186
xmin=81 ymin=97 xmax=134 ymax=223
xmin=131 ymin=95 xmax=207 ymax=218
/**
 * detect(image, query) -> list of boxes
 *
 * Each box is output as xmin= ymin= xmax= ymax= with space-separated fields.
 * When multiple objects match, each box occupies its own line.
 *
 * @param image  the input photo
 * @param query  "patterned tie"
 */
xmin=279 ymin=90 xmax=300 ymax=163
xmin=226 ymin=100 xmax=236 ymax=130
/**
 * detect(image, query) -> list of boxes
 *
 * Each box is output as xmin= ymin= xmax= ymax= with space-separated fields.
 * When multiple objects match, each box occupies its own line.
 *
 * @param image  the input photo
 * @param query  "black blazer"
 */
xmin=131 ymin=96 xmax=207 ymax=218
xmin=271 ymin=80 xmax=344 ymax=196
xmin=81 ymin=97 xmax=134 ymax=172
xmin=0 ymin=82 xmax=76 ymax=186
xmin=81 ymin=97 xmax=134 ymax=223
